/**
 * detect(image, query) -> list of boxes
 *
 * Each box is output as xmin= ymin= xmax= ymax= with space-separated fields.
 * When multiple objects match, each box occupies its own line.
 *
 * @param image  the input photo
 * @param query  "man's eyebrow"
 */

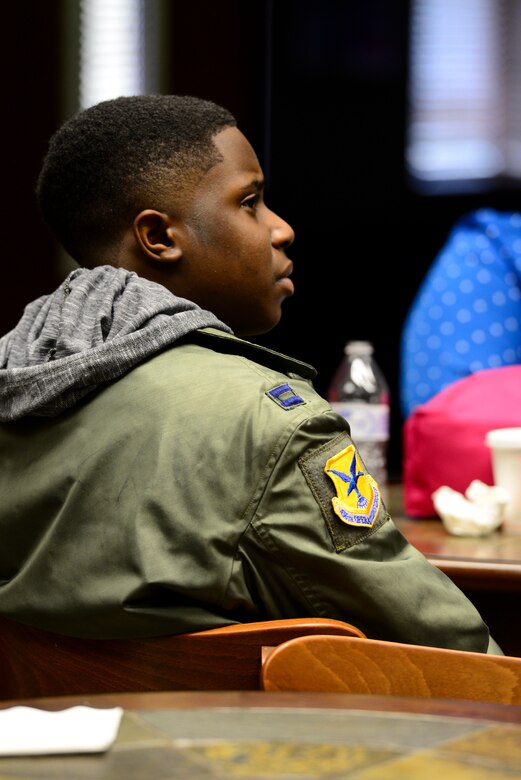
xmin=239 ymin=178 xmax=265 ymax=193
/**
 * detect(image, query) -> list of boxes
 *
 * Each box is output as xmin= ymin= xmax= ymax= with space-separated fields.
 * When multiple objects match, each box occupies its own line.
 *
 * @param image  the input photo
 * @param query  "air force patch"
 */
xmin=325 ymin=445 xmax=381 ymax=528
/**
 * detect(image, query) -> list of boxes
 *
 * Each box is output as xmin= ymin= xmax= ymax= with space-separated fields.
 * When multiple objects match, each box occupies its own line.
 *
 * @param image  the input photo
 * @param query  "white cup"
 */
xmin=485 ymin=427 xmax=521 ymax=524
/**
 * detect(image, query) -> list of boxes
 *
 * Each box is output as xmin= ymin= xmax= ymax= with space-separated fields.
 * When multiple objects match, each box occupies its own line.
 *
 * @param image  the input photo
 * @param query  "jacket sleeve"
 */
xmin=237 ymin=411 xmax=502 ymax=655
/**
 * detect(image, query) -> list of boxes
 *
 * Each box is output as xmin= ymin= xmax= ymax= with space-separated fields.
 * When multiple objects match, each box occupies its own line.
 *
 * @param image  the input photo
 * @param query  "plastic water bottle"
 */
xmin=327 ymin=340 xmax=390 ymax=497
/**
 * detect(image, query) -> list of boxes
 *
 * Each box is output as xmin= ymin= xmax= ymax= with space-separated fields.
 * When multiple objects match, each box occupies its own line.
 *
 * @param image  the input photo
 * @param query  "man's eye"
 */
xmin=241 ymin=193 xmax=259 ymax=210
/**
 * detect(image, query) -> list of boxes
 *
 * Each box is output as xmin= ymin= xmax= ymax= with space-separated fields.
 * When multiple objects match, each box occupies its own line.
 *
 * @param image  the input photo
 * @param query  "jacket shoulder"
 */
xmin=188 ymin=328 xmax=317 ymax=380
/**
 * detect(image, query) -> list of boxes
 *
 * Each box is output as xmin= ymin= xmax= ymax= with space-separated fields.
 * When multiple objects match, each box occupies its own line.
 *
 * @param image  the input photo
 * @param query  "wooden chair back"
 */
xmin=0 ymin=615 xmax=365 ymax=700
xmin=261 ymin=634 xmax=521 ymax=705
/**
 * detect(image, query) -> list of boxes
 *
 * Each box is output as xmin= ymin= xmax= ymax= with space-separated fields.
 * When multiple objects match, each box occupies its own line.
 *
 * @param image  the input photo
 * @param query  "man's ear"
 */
xmin=133 ymin=210 xmax=183 ymax=262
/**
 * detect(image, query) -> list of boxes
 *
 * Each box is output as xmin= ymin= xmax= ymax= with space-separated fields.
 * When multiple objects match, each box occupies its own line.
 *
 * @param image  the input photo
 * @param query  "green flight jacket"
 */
xmin=0 ymin=328 xmax=501 ymax=653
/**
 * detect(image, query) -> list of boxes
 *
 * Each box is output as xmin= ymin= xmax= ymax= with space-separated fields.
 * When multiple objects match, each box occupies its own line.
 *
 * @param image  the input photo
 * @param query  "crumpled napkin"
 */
xmin=432 ymin=479 xmax=509 ymax=537
xmin=0 ymin=705 xmax=123 ymax=756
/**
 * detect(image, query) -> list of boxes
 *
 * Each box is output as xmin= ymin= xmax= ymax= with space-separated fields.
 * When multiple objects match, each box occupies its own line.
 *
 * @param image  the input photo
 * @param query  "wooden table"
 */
xmin=389 ymin=483 xmax=521 ymax=657
xmin=1 ymin=691 xmax=521 ymax=778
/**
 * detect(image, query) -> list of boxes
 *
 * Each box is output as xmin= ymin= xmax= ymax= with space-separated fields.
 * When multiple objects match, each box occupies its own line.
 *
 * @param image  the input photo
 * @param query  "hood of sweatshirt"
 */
xmin=0 ymin=265 xmax=232 ymax=422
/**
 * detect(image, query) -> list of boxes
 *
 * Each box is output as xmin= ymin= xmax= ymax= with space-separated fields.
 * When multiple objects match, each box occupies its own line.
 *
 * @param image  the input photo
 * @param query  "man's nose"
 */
xmin=270 ymin=210 xmax=295 ymax=249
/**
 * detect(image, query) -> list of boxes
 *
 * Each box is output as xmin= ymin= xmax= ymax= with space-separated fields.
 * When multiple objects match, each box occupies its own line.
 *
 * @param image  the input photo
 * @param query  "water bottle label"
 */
xmin=330 ymin=402 xmax=389 ymax=442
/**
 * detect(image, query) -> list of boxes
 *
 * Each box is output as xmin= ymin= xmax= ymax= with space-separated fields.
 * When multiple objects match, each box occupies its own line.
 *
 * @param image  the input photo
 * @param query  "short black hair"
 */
xmin=36 ymin=94 xmax=237 ymax=263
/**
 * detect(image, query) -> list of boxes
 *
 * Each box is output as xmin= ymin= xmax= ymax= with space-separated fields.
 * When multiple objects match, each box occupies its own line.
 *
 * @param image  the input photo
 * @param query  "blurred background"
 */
xmin=4 ymin=0 xmax=521 ymax=479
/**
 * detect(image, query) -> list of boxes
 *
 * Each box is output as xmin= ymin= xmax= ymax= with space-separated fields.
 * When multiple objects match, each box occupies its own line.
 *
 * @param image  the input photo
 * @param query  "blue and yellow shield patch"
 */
xmin=325 ymin=445 xmax=380 ymax=528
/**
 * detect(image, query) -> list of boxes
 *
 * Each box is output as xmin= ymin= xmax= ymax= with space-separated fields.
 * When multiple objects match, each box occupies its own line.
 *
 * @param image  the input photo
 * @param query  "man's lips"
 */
xmin=277 ymin=261 xmax=294 ymax=296
xmin=278 ymin=276 xmax=295 ymax=296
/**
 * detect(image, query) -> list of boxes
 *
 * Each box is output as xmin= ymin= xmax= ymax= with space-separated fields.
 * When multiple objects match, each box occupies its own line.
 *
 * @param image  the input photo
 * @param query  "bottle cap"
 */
xmin=344 ymin=340 xmax=374 ymax=356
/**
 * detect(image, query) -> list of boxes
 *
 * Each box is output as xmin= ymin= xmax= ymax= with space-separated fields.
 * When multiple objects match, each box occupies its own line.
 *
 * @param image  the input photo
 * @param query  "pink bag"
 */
xmin=402 ymin=366 xmax=521 ymax=517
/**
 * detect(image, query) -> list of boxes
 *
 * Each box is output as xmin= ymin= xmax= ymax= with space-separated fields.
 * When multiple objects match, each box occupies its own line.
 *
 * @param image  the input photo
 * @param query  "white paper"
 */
xmin=432 ymin=479 xmax=509 ymax=536
xmin=0 ymin=705 xmax=123 ymax=756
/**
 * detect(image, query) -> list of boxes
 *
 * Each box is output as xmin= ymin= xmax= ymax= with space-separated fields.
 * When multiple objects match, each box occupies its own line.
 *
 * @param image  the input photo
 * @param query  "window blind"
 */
xmin=79 ymin=0 xmax=146 ymax=109
xmin=406 ymin=0 xmax=518 ymax=191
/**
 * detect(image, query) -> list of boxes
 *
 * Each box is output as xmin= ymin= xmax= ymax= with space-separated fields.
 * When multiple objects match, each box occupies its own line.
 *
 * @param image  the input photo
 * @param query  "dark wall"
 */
xmin=2 ymin=2 xmax=63 ymax=336
xmin=260 ymin=0 xmax=411 ymax=472
xmin=5 ymin=0 xmax=521 ymax=478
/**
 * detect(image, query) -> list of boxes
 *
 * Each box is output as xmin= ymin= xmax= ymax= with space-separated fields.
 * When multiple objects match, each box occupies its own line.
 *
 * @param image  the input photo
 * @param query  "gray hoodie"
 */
xmin=0 ymin=265 xmax=231 ymax=422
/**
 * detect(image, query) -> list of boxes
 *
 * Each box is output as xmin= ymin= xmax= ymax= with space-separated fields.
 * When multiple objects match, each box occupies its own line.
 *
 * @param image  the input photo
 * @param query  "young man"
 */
xmin=0 ymin=95 xmax=502 ymax=653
